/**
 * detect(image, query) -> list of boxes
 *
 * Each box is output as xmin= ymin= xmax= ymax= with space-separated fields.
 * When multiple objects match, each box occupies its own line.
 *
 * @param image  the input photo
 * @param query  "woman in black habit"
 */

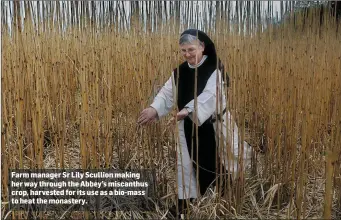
xmin=138 ymin=29 xmax=251 ymax=217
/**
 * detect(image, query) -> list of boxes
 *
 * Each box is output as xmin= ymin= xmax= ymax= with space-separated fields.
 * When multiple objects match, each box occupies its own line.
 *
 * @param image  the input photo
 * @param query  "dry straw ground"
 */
xmin=1 ymin=5 xmax=341 ymax=220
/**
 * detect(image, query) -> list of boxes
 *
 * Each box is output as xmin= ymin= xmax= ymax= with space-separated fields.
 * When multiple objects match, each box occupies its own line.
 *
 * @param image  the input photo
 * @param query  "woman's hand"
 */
xmin=176 ymin=108 xmax=190 ymax=121
xmin=137 ymin=107 xmax=158 ymax=126
xmin=167 ymin=108 xmax=190 ymax=125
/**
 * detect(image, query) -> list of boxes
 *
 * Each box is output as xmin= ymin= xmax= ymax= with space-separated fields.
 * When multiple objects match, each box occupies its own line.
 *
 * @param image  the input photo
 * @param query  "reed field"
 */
xmin=1 ymin=1 xmax=341 ymax=219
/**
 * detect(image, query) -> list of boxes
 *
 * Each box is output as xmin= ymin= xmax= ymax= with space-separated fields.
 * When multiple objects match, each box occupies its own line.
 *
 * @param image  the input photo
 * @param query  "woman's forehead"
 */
xmin=180 ymin=42 xmax=201 ymax=48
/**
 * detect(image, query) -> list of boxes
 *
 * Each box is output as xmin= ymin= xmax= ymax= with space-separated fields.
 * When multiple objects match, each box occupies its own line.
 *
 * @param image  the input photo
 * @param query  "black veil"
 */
xmin=180 ymin=29 xmax=229 ymax=87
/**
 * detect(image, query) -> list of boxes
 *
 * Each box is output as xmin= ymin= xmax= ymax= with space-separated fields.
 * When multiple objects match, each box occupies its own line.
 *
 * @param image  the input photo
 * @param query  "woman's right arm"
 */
xmin=150 ymin=72 xmax=174 ymax=119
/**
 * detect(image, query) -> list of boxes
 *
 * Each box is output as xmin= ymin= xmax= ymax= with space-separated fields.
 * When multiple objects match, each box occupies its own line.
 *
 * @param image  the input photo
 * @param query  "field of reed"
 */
xmin=1 ymin=1 xmax=341 ymax=219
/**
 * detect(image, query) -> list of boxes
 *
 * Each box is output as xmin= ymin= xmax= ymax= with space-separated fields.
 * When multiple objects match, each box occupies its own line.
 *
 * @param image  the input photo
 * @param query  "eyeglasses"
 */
xmin=180 ymin=48 xmax=197 ymax=54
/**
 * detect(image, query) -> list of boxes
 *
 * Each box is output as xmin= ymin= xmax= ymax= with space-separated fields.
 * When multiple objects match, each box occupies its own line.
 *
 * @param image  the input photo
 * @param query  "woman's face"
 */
xmin=180 ymin=41 xmax=204 ymax=66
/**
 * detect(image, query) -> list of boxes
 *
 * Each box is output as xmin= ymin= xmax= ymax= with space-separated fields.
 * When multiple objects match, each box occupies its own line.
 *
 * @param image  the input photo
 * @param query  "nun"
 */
xmin=137 ymin=29 xmax=251 ymax=216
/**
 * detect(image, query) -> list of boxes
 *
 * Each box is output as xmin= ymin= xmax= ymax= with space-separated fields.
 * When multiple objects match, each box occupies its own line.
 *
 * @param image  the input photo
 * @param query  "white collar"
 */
xmin=188 ymin=55 xmax=208 ymax=69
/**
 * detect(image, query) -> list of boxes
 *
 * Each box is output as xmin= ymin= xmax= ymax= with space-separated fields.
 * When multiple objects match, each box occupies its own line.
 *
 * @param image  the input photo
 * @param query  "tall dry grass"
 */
xmin=1 ymin=4 xmax=341 ymax=220
xmin=215 ymin=11 xmax=341 ymax=219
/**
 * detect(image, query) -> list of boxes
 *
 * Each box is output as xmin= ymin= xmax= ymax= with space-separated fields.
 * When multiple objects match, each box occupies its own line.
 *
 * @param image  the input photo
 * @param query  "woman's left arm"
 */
xmin=184 ymin=69 xmax=225 ymax=126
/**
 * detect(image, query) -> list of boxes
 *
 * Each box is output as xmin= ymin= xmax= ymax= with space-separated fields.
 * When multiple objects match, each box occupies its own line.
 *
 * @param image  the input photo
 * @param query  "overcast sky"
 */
xmin=2 ymin=1 xmax=287 ymax=33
